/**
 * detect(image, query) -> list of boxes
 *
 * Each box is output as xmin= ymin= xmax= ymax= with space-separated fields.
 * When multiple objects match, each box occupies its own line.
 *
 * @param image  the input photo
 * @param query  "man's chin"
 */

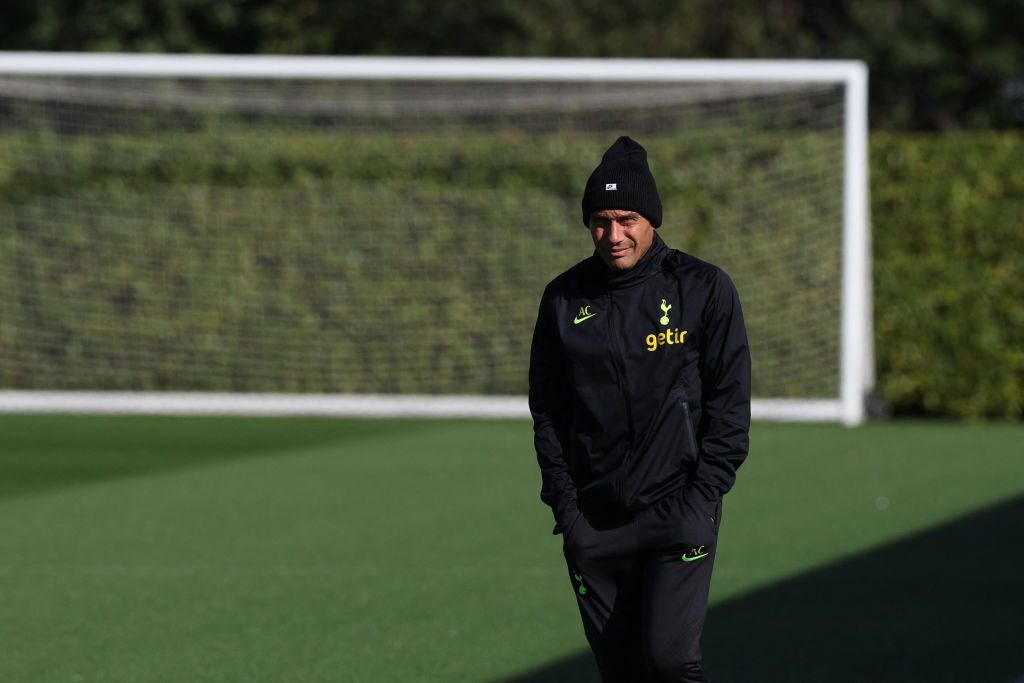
xmin=604 ymin=255 xmax=635 ymax=271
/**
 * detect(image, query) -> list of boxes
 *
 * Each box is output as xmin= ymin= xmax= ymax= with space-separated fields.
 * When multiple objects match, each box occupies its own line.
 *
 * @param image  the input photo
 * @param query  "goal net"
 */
xmin=0 ymin=56 xmax=871 ymax=423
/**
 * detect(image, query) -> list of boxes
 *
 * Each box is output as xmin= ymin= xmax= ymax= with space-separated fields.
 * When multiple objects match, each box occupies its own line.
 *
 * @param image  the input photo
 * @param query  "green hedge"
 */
xmin=0 ymin=124 xmax=844 ymax=399
xmin=0 ymin=121 xmax=1020 ymax=418
xmin=872 ymin=132 xmax=1024 ymax=419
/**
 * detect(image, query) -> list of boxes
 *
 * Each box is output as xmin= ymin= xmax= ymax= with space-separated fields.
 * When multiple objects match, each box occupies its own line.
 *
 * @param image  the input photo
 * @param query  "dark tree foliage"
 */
xmin=1 ymin=0 xmax=1022 ymax=129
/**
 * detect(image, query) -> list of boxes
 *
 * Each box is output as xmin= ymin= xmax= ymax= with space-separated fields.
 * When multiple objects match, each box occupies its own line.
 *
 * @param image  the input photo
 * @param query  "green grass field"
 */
xmin=1 ymin=416 xmax=1021 ymax=682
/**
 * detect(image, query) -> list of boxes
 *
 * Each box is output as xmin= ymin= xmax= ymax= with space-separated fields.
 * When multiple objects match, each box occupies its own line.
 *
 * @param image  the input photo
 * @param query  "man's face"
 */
xmin=588 ymin=209 xmax=655 ymax=271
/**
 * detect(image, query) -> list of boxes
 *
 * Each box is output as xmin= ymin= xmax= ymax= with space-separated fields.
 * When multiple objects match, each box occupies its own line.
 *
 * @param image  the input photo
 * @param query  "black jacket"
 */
xmin=529 ymin=233 xmax=751 ymax=532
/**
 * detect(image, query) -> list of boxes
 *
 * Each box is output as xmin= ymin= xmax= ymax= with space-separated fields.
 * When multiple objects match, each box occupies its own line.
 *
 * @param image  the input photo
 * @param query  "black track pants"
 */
xmin=562 ymin=486 xmax=722 ymax=683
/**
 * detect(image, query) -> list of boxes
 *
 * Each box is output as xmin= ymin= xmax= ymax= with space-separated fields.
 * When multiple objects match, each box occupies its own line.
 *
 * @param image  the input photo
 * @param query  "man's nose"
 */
xmin=607 ymin=220 xmax=624 ymax=242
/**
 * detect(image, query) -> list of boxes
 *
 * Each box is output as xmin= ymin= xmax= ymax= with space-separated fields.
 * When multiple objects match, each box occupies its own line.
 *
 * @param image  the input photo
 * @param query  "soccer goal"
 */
xmin=0 ymin=54 xmax=871 ymax=424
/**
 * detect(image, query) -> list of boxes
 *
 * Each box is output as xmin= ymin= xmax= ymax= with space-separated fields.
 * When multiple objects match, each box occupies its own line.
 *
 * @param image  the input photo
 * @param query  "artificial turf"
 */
xmin=0 ymin=416 xmax=1021 ymax=682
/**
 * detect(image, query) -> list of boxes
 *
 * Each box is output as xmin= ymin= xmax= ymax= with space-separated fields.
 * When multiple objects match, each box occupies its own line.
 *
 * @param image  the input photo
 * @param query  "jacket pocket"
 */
xmin=617 ymin=391 xmax=699 ymax=510
xmin=679 ymin=398 xmax=700 ymax=470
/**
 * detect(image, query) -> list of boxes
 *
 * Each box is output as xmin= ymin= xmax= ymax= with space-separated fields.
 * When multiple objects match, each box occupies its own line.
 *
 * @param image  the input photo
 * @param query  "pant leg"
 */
xmin=638 ymin=487 xmax=723 ymax=682
xmin=562 ymin=513 xmax=643 ymax=683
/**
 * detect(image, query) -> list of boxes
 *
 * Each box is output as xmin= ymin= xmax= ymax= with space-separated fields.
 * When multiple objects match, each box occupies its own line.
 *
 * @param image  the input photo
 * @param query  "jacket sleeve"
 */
xmin=693 ymin=270 xmax=751 ymax=499
xmin=528 ymin=287 xmax=578 ymax=533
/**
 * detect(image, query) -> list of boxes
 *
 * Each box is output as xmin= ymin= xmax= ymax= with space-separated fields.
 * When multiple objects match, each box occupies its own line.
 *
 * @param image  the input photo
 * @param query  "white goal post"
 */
xmin=0 ymin=53 xmax=871 ymax=424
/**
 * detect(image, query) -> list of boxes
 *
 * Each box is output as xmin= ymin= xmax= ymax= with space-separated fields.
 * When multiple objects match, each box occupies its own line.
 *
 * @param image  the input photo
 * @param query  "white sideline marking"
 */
xmin=0 ymin=391 xmax=529 ymax=418
xmin=0 ymin=391 xmax=847 ymax=422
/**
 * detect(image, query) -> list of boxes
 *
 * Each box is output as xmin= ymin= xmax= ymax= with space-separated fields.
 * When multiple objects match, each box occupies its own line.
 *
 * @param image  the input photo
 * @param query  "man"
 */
xmin=529 ymin=136 xmax=751 ymax=682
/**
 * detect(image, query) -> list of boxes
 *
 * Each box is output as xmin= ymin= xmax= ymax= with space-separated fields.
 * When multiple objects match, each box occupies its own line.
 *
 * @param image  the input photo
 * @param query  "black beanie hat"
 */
xmin=581 ymin=136 xmax=662 ymax=228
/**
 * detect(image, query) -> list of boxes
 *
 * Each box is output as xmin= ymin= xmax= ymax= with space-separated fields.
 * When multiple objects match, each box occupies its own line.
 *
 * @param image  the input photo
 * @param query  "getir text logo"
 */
xmin=645 ymin=328 xmax=687 ymax=352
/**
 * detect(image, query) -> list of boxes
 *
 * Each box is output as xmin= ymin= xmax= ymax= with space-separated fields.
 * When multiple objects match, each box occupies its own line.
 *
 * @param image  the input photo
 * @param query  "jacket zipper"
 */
xmin=606 ymin=289 xmax=635 ymax=439
xmin=682 ymin=398 xmax=715 ymax=524
xmin=681 ymin=399 xmax=699 ymax=459
xmin=607 ymin=289 xmax=635 ymax=500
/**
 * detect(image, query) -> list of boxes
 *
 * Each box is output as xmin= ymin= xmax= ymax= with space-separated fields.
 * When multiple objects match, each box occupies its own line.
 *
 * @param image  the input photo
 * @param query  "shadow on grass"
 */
xmin=0 ymin=414 xmax=440 ymax=501
xmin=502 ymin=494 xmax=1024 ymax=682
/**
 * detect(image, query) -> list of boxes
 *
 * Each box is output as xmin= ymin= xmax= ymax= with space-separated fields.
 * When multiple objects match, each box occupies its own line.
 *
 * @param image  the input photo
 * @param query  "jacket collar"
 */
xmin=590 ymin=232 xmax=668 ymax=289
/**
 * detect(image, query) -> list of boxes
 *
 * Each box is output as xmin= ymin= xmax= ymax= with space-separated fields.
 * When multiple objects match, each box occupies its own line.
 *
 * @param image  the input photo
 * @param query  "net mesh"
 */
xmin=0 ymin=76 xmax=844 ymax=399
